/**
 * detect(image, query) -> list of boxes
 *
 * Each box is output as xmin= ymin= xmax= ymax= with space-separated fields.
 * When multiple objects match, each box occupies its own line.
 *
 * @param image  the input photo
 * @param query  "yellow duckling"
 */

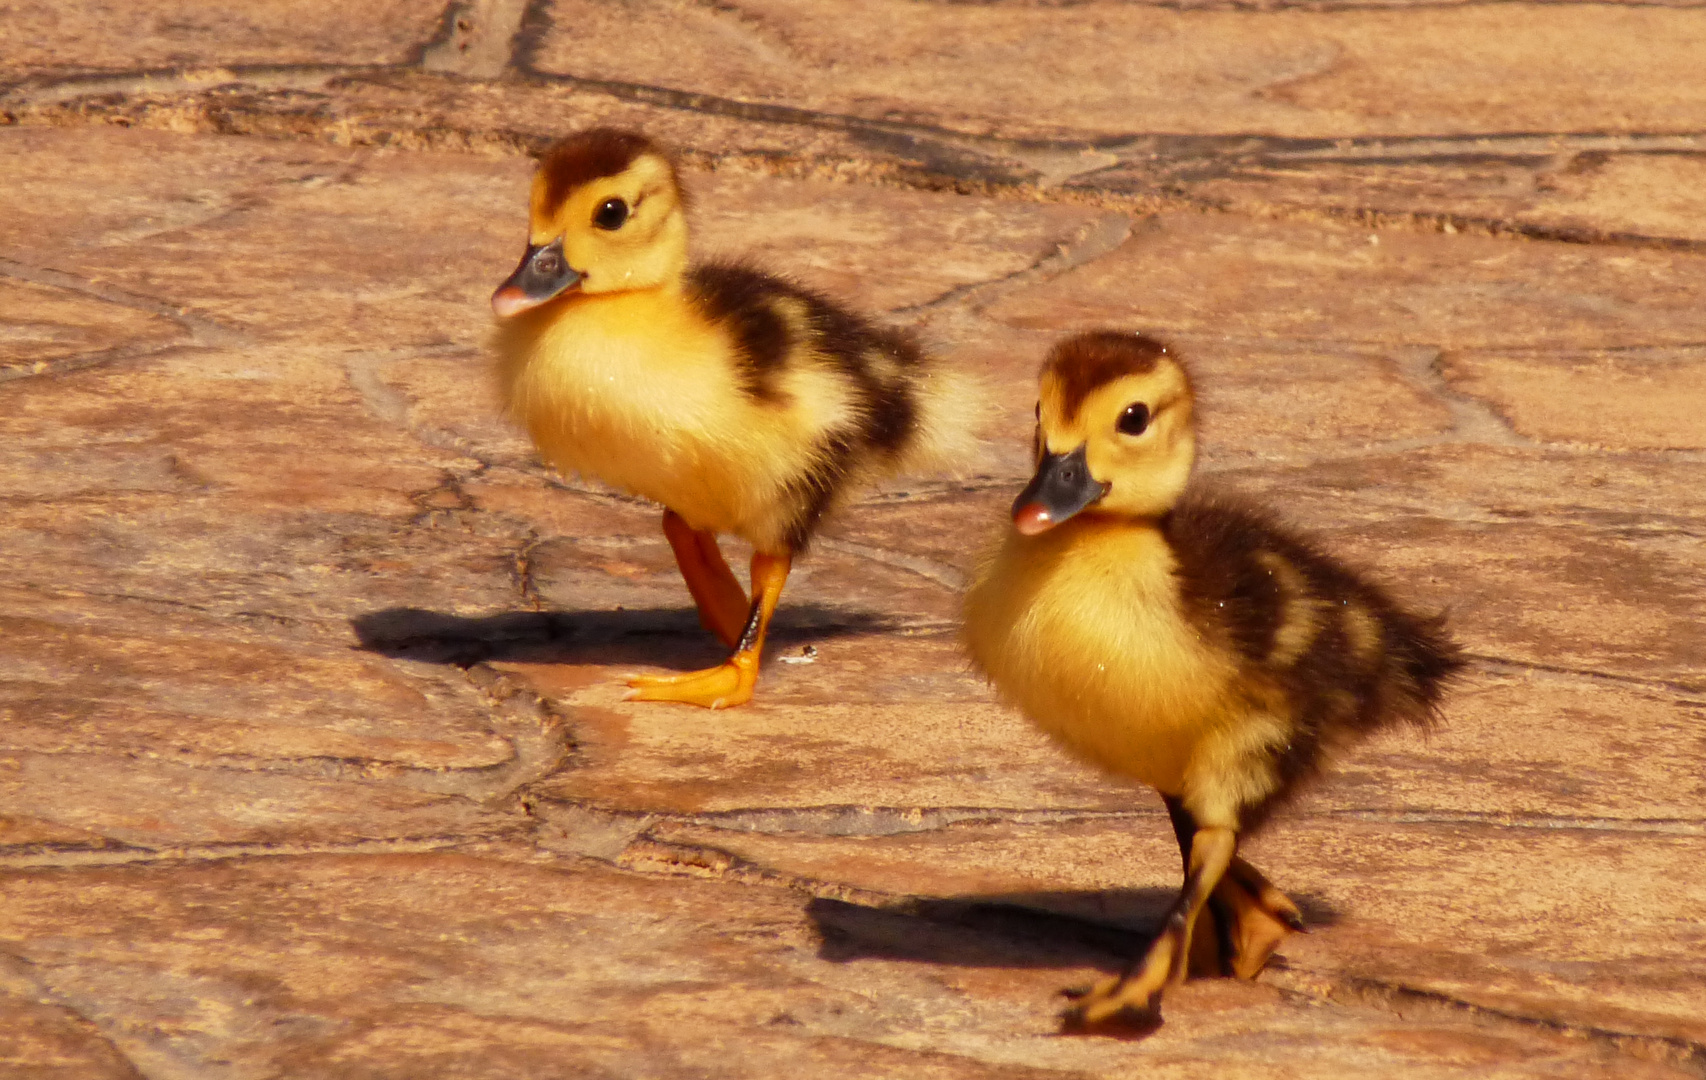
xmin=491 ymin=128 xmax=977 ymax=708
xmin=963 ymin=330 xmax=1462 ymax=1031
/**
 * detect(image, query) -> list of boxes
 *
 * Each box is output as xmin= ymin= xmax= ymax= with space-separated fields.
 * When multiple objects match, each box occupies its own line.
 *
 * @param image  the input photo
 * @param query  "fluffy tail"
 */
xmin=900 ymin=361 xmax=997 ymax=479
xmin=1383 ymin=610 xmax=1468 ymax=731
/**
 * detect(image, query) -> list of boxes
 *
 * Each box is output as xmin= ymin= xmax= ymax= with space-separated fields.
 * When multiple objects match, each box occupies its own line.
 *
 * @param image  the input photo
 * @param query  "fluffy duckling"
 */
xmin=963 ymin=330 xmax=1462 ymax=1031
xmin=492 ymin=128 xmax=977 ymax=708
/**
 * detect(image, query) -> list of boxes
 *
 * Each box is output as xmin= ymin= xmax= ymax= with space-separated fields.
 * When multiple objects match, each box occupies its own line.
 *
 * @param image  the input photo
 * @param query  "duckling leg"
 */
xmin=1162 ymin=795 xmax=1232 ymax=977
xmin=1063 ymin=824 xmax=1235 ymax=1032
xmin=1162 ymin=796 xmax=1304 ymax=979
xmin=625 ymin=551 xmax=791 ymax=709
xmin=661 ymin=510 xmax=749 ymax=648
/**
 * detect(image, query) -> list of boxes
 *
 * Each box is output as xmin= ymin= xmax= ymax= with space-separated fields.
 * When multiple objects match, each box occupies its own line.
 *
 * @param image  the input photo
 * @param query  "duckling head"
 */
xmin=1012 ymin=330 xmax=1196 ymax=535
xmin=491 ymin=128 xmax=689 ymax=317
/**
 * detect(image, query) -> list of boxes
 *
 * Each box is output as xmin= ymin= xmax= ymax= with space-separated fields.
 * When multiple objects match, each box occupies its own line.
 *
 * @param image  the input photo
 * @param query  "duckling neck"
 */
xmin=571 ymin=271 xmax=686 ymax=304
xmin=1078 ymin=507 xmax=1168 ymax=532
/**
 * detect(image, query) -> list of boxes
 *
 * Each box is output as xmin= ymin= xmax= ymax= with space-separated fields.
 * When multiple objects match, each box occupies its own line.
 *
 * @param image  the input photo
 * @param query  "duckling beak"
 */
xmin=491 ymin=237 xmax=581 ymax=317
xmin=1012 ymin=444 xmax=1109 ymax=535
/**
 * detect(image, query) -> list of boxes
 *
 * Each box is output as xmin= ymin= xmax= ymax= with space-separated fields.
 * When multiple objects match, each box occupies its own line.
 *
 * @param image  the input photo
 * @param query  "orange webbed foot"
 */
xmin=624 ymin=654 xmax=760 ymax=710
xmin=1211 ymin=856 xmax=1305 ymax=979
xmin=1061 ymin=824 xmax=1236 ymax=1037
xmin=1059 ymin=972 xmax=1166 ymax=1037
xmin=625 ymin=549 xmax=790 ymax=710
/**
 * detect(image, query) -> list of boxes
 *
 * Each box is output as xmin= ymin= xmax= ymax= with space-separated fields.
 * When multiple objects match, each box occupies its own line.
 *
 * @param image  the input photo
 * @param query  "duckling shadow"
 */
xmin=350 ymin=604 xmax=899 ymax=670
xmin=806 ymin=889 xmax=1340 ymax=974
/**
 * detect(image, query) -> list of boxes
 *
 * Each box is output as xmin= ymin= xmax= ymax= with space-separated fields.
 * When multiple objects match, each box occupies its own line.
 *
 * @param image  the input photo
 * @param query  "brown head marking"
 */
xmin=538 ymin=128 xmax=674 ymax=213
xmin=1046 ymin=330 xmax=1175 ymax=422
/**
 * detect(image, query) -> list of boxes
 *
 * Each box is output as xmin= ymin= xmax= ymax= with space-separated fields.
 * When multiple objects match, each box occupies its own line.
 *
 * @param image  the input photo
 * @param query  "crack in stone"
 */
xmin=1466 ymin=652 xmax=1706 ymax=697
xmin=402 ymin=466 xmax=490 ymax=535
xmin=0 ymin=339 xmax=203 ymax=386
xmin=1136 ymin=130 xmax=1706 ymax=169
xmin=1269 ymin=966 xmax=1706 ymax=1078
xmin=512 ymin=530 xmax=547 ymax=611
xmin=445 ymin=661 xmax=576 ymax=804
xmin=1195 ymin=486 xmax=1706 ymax=539
xmin=1180 ymin=181 xmax=1706 ymax=254
xmin=0 ymin=62 xmax=382 ymax=107
xmin=851 ymin=478 xmax=1018 ymax=503
xmin=342 ymin=346 xmax=483 ymax=458
xmin=537 ymin=795 xmax=1706 ymax=847
xmin=3 ymin=581 xmax=321 ymax=630
xmin=530 ymin=798 xmax=1153 ymax=845
xmin=679 ymin=804 xmax=1152 ymax=836
xmin=614 ymin=835 xmax=898 ymax=908
xmin=1327 ymin=808 xmax=1706 ymax=836
xmin=893 ymin=213 xmax=1136 ymax=323
xmin=0 ymin=257 xmax=246 ymax=385
xmin=556 ymin=821 xmax=1706 ymax=1075
xmin=0 ymin=951 xmax=151 ymax=1080
xmin=1211 ymin=431 xmax=1706 ymax=475
xmin=0 ymin=259 xmax=234 ymax=330
xmin=809 ymin=536 xmax=967 ymax=591
xmin=1388 ymin=345 xmax=1530 ymax=448
xmin=1 ymin=740 xmax=553 ymax=799
xmin=0 ymin=834 xmax=469 ymax=870
xmin=9 ymin=52 xmax=1706 ymax=172
xmin=12 ymin=66 xmax=1706 ymax=252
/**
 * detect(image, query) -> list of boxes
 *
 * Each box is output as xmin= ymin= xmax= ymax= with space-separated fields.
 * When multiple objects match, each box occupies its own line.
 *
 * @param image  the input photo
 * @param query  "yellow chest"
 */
xmin=962 ymin=519 xmax=1234 ymax=793
xmin=494 ymin=290 xmax=827 ymax=545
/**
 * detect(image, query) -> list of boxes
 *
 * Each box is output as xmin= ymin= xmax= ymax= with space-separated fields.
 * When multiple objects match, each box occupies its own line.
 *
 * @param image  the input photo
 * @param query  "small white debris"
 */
xmin=779 ymin=645 xmax=818 ymax=665
xmin=1367 ymin=234 xmax=1380 ymax=246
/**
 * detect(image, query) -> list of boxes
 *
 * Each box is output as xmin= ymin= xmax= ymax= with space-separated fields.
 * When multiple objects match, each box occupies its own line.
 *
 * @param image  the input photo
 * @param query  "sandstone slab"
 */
xmin=4 ymin=11 xmax=1706 ymax=1077
xmin=529 ymin=1 xmax=1706 ymax=141
xmin=0 ymin=0 xmax=445 ymax=79
xmin=985 ymin=211 xmax=1706 ymax=353
xmin=1 ymin=853 xmax=1688 ymax=1079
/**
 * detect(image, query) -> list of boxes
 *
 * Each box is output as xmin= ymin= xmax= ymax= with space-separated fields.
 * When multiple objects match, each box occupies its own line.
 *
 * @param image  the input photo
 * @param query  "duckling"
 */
xmin=962 ymin=330 xmax=1463 ymax=1032
xmin=491 ymin=128 xmax=978 ymax=708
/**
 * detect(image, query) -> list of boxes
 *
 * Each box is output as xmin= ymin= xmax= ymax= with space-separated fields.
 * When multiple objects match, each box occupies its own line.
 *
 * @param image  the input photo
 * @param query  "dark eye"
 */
xmin=1117 ymin=402 xmax=1150 ymax=436
xmin=593 ymin=198 xmax=629 ymax=230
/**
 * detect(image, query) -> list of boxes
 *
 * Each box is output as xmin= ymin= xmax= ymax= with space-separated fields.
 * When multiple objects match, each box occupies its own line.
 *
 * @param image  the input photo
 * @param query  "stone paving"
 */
xmin=3 ymin=2 xmax=1706 ymax=1077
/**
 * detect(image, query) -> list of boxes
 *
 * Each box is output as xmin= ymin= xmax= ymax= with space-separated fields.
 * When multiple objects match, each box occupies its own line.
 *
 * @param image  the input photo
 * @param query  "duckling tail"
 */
xmin=1386 ymin=609 xmax=1468 ymax=730
xmin=898 ymin=363 xmax=996 ymax=479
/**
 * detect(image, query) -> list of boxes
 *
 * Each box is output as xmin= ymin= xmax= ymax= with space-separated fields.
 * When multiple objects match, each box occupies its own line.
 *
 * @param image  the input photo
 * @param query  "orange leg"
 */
xmin=660 ymin=510 xmax=748 ymax=649
xmin=1063 ymin=824 xmax=1236 ymax=1031
xmin=1162 ymin=795 xmax=1302 ymax=980
xmin=626 ymin=550 xmax=791 ymax=709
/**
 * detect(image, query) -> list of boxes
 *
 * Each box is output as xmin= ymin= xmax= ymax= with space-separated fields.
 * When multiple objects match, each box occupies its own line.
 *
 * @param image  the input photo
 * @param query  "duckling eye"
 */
xmin=593 ymin=198 xmax=629 ymax=230
xmin=1117 ymin=402 xmax=1151 ymax=436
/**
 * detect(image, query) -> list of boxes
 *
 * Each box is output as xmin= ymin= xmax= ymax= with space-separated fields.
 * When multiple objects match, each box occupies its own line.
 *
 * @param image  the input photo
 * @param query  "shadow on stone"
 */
xmin=807 ymin=888 xmax=1340 ymax=973
xmin=350 ymin=604 xmax=903 ymax=669
xmin=810 ymin=893 xmax=1159 ymax=973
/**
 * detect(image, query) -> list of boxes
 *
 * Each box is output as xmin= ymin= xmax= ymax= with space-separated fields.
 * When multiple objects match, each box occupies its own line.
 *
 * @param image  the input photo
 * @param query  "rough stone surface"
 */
xmin=3 ymin=4 xmax=1705 ymax=1078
